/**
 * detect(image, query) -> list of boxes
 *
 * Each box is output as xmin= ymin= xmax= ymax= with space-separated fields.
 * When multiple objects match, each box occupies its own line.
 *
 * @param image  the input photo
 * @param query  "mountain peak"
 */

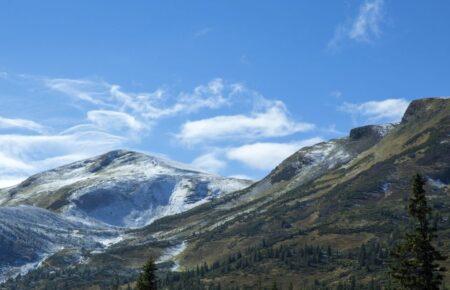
xmin=101 ymin=149 xmax=140 ymax=157
xmin=401 ymin=97 xmax=449 ymax=124
xmin=88 ymin=149 xmax=145 ymax=172
xmin=1 ymin=148 xmax=252 ymax=228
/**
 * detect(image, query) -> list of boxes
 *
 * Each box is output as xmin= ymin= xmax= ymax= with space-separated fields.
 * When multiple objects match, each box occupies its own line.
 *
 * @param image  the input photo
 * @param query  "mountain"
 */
xmin=0 ymin=150 xmax=251 ymax=283
xmin=0 ymin=150 xmax=252 ymax=228
xmin=1 ymin=98 xmax=449 ymax=289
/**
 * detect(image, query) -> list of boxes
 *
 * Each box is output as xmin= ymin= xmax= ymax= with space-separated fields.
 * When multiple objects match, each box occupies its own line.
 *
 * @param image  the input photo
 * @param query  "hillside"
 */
xmin=0 ymin=150 xmax=251 ymax=228
xmin=0 ymin=151 xmax=251 ymax=283
xmin=1 ymin=98 xmax=449 ymax=289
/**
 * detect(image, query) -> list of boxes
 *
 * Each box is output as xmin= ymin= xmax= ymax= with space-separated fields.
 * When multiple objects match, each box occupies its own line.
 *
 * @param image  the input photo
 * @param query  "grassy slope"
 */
xmin=84 ymin=98 xmax=447 ymax=289
xmin=157 ymin=98 xmax=450 ymax=288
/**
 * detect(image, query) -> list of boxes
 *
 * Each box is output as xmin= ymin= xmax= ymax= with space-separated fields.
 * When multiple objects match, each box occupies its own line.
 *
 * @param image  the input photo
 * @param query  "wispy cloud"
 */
xmin=0 ymin=72 xmax=321 ymax=185
xmin=177 ymin=100 xmax=315 ymax=145
xmin=0 ymin=116 xmax=46 ymax=134
xmin=45 ymin=78 xmax=110 ymax=106
xmin=330 ymin=90 xmax=343 ymax=99
xmin=191 ymin=152 xmax=226 ymax=173
xmin=87 ymin=110 xmax=146 ymax=135
xmin=45 ymin=77 xmax=237 ymax=122
xmin=194 ymin=27 xmax=213 ymax=38
xmin=328 ymin=0 xmax=385 ymax=49
xmin=349 ymin=0 xmax=384 ymax=42
xmin=339 ymin=98 xmax=410 ymax=124
xmin=0 ymin=74 xmax=251 ymax=187
xmin=226 ymin=138 xmax=323 ymax=170
xmin=0 ymin=131 xmax=126 ymax=187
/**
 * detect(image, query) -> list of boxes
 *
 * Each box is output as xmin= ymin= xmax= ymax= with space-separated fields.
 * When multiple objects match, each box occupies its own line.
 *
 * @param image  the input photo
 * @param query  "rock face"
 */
xmin=349 ymin=124 xmax=394 ymax=141
xmin=0 ymin=150 xmax=252 ymax=228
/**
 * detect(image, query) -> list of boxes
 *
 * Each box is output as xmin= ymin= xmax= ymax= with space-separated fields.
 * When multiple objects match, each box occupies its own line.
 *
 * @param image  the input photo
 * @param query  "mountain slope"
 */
xmin=0 ymin=150 xmax=252 ymax=228
xmin=93 ymin=98 xmax=449 ymax=288
xmin=0 ymin=205 xmax=121 ymax=282
xmin=2 ymin=98 xmax=449 ymax=289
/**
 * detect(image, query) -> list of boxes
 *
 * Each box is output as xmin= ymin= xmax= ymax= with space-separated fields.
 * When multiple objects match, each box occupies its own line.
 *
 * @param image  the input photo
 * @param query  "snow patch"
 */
xmin=382 ymin=183 xmax=392 ymax=197
xmin=157 ymin=241 xmax=187 ymax=271
xmin=428 ymin=178 xmax=447 ymax=189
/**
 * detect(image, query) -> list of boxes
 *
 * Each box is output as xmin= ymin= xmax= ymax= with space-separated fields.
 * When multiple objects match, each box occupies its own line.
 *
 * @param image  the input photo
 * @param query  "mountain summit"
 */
xmin=0 ymin=150 xmax=252 ymax=228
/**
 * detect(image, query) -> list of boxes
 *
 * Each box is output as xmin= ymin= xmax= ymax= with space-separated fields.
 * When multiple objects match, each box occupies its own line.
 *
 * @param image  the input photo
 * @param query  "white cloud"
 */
xmin=0 ymin=177 xmax=26 ymax=188
xmin=45 ymin=77 xmax=235 ymax=122
xmin=191 ymin=152 xmax=226 ymax=173
xmin=87 ymin=110 xmax=146 ymax=133
xmin=226 ymin=138 xmax=323 ymax=170
xmin=0 ymin=75 xmax=267 ymax=186
xmin=0 ymin=152 xmax=33 ymax=171
xmin=349 ymin=0 xmax=384 ymax=42
xmin=340 ymin=98 xmax=410 ymax=123
xmin=0 ymin=73 xmax=322 ymax=185
xmin=330 ymin=90 xmax=342 ymax=99
xmin=109 ymin=78 xmax=232 ymax=120
xmin=177 ymin=101 xmax=315 ymax=145
xmin=0 ymin=131 xmax=125 ymax=188
xmin=0 ymin=116 xmax=46 ymax=133
xmin=45 ymin=78 xmax=110 ymax=105
xmin=328 ymin=0 xmax=385 ymax=49
xmin=194 ymin=27 xmax=213 ymax=38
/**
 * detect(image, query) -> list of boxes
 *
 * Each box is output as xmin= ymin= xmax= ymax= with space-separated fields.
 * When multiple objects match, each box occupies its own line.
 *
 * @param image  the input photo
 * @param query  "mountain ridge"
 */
xmin=0 ymin=149 xmax=252 ymax=228
xmin=106 ymin=97 xmax=449 ymax=288
xmin=1 ymin=97 xmax=449 ymax=289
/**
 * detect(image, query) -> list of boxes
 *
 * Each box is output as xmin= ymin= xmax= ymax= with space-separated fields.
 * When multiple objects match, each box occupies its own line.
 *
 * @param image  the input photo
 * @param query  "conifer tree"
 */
xmin=390 ymin=174 xmax=446 ymax=289
xmin=136 ymin=257 xmax=158 ymax=290
xmin=288 ymin=281 xmax=294 ymax=290
xmin=271 ymin=280 xmax=279 ymax=290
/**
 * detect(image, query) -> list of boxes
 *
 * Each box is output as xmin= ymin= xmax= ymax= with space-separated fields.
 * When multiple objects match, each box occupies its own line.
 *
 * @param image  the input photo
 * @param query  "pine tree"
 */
xmin=288 ymin=281 xmax=294 ymax=290
xmin=136 ymin=257 xmax=158 ymax=290
xmin=390 ymin=174 xmax=446 ymax=289
xmin=271 ymin=280 xmax=278 ymax=290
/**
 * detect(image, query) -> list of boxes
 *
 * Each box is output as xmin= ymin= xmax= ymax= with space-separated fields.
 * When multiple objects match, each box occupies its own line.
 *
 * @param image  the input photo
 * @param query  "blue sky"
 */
xmin=0 ymin=0 xmax=449 ymax=186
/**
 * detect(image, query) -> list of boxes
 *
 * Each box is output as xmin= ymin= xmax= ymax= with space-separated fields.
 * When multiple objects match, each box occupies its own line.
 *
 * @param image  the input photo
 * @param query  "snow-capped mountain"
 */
xmin=1 ymin=98 xmax=449 ymax=289
xmin=0 ymin=150 xmax=252 ymax=228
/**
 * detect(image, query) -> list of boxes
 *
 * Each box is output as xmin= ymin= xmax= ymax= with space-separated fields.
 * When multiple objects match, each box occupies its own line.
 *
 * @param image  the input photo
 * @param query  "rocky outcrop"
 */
xmin=401 ymin=97 xmax=449 ymax=124
xmin=349 ymin=124 xmax=393 ymax=141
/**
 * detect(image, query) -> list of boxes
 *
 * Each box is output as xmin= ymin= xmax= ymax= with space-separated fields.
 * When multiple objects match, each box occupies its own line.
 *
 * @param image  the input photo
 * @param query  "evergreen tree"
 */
xmin=288 ymin=281 xmax=294 ymax=290
xmin=136 ymin=257 xmax=158 ymax=290
xmin=271 ymin=280 xmax=279 ymax=290
xmin=390 ymin=174 xmax=446 ymax=289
